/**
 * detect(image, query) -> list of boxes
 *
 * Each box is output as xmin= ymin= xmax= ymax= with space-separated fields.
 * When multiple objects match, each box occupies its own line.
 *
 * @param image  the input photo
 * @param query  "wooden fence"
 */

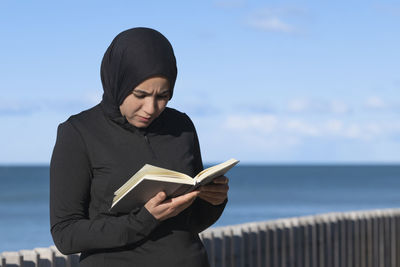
xmin=2 ymin=208 xmax=400 ymax=267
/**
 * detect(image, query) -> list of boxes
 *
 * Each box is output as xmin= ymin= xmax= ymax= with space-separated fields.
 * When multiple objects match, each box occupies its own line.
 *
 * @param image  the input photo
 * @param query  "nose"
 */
xmin=142 ymin=97 xmax=157 ymax=115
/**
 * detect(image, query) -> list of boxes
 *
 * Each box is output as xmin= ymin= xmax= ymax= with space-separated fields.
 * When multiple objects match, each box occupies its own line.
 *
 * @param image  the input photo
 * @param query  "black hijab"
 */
xmin=100 ymin=27 xmax=177 ymax=119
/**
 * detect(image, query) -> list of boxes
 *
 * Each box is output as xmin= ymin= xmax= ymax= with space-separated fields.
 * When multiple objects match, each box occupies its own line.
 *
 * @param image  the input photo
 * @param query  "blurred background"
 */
xmin=0 ymin=0 xmax=399 ymax=252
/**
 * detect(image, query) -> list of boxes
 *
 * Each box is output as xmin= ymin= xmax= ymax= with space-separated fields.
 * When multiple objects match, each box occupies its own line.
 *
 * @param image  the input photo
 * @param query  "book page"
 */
xmin=114 ymin=164 xmax=192 ymax=198
xmin=110 ymin=159 xmax=239 ymax=213
xmin=195 ymin=158 xmax=239 ymax=184
xmin=143 ymin=167 xmax=192 ymax=180
xmin=144 ymin=175 xmax=195 ymax=185
xmin=111 ymin=179 xmax=193 ymax=212
xmin=114 ymin=165 xmax=152 ymax=196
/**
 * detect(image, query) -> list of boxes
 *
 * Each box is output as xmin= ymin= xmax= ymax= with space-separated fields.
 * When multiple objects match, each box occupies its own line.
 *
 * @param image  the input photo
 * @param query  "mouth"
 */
xmin=138 ymin=116 xmax=151 ymax=123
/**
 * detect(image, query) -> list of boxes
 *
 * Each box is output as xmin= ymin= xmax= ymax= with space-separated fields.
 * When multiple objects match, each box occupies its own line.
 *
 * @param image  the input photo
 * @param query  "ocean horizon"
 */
xmin=1 ymin=164 xmax=399 ymax=252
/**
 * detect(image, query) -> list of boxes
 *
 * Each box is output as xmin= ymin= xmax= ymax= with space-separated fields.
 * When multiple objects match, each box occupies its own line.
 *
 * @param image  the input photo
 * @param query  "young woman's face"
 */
xmin=119 ymin=76 xmax=170 ymax=128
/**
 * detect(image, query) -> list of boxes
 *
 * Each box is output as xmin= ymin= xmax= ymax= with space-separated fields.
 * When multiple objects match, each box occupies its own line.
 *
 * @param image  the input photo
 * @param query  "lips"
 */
xmin=138 ymin=116 xmax=151 ymax=122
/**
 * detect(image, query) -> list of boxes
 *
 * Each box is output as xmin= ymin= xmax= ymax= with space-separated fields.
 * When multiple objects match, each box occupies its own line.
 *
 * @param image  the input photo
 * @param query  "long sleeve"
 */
xmin=186 ymin=122 xmax=227 ymax=233
xmin=50 ymin=121 xmax=159 ymax=255
xmin=188 ymin=198 xmax=227 ymax=233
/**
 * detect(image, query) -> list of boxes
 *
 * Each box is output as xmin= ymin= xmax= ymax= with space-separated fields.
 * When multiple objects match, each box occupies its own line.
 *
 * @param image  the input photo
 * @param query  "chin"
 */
xmin=133 ymin=121 xmax=151 ymax=128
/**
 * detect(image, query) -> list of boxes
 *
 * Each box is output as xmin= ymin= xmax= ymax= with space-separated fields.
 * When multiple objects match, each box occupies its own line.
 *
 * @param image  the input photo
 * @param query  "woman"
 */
xmin=50 ymin=27 xmax=229 ymax=266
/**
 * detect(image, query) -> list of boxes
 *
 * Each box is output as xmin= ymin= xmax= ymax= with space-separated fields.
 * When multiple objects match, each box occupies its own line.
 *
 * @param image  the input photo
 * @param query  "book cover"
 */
xmin=110 ymin=158 xmax=239 ymax=213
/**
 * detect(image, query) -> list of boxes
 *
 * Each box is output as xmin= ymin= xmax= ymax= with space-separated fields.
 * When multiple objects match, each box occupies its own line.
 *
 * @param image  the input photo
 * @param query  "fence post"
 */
xmin=4 ymin=209 xmax=400 ymax=267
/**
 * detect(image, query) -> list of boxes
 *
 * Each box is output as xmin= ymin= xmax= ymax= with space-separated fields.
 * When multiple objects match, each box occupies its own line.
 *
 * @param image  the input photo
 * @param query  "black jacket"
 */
xmin=50 ymin=104 xmax=226 ymax=267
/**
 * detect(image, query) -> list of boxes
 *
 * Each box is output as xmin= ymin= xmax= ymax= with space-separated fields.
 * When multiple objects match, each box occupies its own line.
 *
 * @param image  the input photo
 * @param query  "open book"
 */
xmin=110 ymin=158 xmax=239 ymax=213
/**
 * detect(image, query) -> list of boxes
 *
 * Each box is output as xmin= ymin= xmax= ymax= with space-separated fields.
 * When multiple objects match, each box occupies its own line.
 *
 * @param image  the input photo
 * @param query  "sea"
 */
xmin=0 ymin=165 xmax=399 ymax=252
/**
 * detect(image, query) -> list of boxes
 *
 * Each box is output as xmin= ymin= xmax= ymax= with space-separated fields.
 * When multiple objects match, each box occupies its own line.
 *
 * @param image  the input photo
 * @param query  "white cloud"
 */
xmin=0 ymin=101 xmax=41 ymax=116
xmin=0 ymin=92 xmax=102 ymax=117
xmin=286 ymin=98 xmax=351 ymax=114
xmin=324 ymin=119 xmax=343 ymax=133
xmin=223 ymin=113 xmax=400 ymax=145
xmin=225 ymin=114 xmax=278 ymax=133
xmin=287 ymin=98 xmax=309 ymax=112
xmin=246 ymin=6 xmax=309 ymax=34
xmin=330 ymin=100 xmax=350 ymax=114
xmin=364 ymin=96 xmax=386 ymax=109
xmin=365 ymin=123 xmax=384 ymax=136
xmin=285 ymin=119 xmax=319 ymax=136
xmin=343 ymin=124 xmax=362 ymax=139
xmin=248 ymin=17 xmax=295 ymax=33
xmin=84 ymin=91 xmax=102 ymax=105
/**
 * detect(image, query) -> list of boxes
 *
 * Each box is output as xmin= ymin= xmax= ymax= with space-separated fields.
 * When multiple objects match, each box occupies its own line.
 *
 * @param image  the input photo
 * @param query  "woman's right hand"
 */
xmin=144 ymin=190 xmax=200 ymax=221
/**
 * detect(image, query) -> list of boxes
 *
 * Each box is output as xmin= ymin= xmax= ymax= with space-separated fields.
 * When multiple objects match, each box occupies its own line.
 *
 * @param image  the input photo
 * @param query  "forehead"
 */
xmin=133 ymin=76 xmax=170 ymax=92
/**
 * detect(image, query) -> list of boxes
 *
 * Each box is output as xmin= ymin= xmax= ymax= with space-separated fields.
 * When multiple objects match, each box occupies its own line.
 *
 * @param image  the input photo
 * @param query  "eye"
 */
xmin=132 ymin=93 xmax=146 ymax=99
xmin=157 ymin=92 xmax=170 ymax=100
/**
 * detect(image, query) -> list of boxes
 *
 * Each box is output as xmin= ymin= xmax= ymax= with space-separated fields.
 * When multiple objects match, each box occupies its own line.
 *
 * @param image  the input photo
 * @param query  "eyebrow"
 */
xmin=133 ymin=89 xmax=170 ymax=95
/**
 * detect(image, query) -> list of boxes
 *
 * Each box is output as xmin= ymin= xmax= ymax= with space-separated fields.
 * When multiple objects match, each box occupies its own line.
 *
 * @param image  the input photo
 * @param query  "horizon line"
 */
xmin=1 ymin=161 xmax=399 ymax=167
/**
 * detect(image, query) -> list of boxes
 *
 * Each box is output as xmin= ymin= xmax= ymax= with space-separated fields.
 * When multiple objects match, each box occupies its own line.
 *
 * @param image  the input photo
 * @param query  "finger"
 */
xmin=200 ymin=184 xmax=229 ymax=193
xmin=212 ymin=176 xmax=229 ymax=184
xmin=183 ymin=190 xmax=200 ymax=199
xmin=199 ymin=194 xmax=228 ymax=205
xmin=160 ymin=191 xmax=198 ymax=217
xmin=199 ymin=193 xmax=226 ymax=205
xmin=156 ymin=191 xmax=198 ymax=211
xmin=199 ymin=191 xmax=227 ymax=199
xmin=202 ymin=183 xmax=229 ymax=190
xmin=148 ymin=191 xmax=167 ymax=206
xmin=170 ymin=190 xmax=199 ymax=206
xmin=177 ymin=195 xmax=197 ymax=210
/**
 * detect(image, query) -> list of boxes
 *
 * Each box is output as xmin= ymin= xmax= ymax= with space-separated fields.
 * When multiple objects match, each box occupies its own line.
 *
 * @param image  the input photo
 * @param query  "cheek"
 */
xmin=157 ymin=100 xmax=168 ymax=113
xmin=120 ymin=100 xmax=141 ymax=117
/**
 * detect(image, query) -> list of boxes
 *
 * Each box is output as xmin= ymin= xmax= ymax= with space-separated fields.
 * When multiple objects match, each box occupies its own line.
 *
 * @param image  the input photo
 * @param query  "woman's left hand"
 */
xmin=198 ymin=176 xmax=229 ymax=205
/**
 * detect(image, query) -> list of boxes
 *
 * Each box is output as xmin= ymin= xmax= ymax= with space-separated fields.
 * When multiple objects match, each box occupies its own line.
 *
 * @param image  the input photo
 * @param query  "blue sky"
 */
xmin=1 ymin=0 xmax=399 ymax=164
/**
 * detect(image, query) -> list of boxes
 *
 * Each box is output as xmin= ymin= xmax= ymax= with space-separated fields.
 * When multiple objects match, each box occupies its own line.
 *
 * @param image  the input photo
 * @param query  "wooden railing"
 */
xmin=2 ymin=208 xmax=400 ymax=267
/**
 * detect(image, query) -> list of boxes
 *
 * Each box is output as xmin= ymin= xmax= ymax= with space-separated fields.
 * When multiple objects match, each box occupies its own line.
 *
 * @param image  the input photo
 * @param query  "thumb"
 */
xmin=151 ymin=191 xmax=167 ymax=205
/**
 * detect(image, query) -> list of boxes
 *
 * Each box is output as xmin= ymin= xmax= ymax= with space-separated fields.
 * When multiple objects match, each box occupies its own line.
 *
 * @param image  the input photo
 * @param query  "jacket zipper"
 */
xmin=144 ymin=134 xmax=157 ymax=159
